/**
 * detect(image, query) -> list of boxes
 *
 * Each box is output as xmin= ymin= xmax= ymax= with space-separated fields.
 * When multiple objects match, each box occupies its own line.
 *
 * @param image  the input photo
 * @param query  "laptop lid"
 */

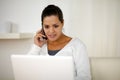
xmin=11 ymin=55 xmax=75 ymax=80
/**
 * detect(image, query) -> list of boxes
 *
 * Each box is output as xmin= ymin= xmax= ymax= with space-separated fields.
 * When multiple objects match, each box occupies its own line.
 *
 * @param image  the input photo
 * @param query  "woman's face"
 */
xmin=43 ymin=15 xmax=64 ymax=41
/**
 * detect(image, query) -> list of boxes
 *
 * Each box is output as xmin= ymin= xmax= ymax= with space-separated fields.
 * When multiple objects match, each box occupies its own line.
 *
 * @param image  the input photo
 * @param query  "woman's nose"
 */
xmin=49 ymin=27 xmax=55 ymax=33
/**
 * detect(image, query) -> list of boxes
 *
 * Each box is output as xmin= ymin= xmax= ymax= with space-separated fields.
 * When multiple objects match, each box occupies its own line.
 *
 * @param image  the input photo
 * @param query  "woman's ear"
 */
xmin=62 ymin=19 xmax=64 ymax=27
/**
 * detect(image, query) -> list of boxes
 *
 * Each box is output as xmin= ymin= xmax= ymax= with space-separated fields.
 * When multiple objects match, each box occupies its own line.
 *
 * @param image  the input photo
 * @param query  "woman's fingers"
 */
xmin=35 ymin=33 xmax=46 ymax=39
xmin=34 ymin=31 xmax=47 ymax=47
xmin=34 ymin=28 xmax=47 ymax=47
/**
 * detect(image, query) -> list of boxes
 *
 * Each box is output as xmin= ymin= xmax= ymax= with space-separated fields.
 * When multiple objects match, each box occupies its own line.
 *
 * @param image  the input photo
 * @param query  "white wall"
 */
xmin=70 ymin=0 xmax=120 ymax=57
xmin=0 ymin=39 xmax=33 ymax=80
xmin=0 ymin=0 xmax=120 ymax=80
xmin=0 ymin=0 xmax=72 ymax=35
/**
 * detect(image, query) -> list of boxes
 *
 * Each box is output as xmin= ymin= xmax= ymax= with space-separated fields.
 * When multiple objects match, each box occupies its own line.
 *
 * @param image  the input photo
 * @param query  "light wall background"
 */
xmin=0 ymin=0 xmax=120 ymax=80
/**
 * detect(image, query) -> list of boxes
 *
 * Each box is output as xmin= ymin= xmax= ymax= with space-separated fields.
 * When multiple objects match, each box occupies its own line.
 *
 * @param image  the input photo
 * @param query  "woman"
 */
xmin=28 ymin=4 xmax=91 ymax=80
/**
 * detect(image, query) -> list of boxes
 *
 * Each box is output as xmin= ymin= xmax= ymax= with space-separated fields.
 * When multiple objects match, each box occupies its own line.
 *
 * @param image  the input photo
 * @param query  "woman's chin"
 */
xmin=48 ymin=37 xmax=57 ymax=41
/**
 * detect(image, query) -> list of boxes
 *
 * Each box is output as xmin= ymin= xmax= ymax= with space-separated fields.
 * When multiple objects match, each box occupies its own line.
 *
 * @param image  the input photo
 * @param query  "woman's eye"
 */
xmin=44 ymin=25 xmax=49 ymax=29
xmin=54 ymin=25 xmax=59 ymax=28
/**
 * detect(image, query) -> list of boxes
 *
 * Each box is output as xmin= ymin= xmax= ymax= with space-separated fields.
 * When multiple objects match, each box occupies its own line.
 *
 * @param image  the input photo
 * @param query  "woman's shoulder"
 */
xmin=70 ymin=37 xmax=86 ymax=47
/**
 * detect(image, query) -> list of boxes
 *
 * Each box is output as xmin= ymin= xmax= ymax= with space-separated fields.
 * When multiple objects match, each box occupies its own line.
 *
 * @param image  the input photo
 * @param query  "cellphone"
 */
xmin=41 ymin=28 xmax=47 ymax=40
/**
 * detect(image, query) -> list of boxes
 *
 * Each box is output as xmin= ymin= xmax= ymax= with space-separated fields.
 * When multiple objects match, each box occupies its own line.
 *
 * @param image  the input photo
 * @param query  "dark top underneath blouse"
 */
xmin=48 ymin=50 xmax=60 ymax=55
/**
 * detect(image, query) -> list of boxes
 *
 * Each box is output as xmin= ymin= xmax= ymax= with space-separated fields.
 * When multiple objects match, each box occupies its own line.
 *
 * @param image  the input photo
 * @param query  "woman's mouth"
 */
xmin=48 ymin=34 xmax=56 ymax=38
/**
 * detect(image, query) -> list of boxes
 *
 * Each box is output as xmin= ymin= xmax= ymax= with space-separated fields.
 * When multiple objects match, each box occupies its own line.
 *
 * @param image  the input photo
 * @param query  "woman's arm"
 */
xmin=28 ymin=44 xmax=41 ymax=55
xmin=73 ymin=40 xmax=91 ymax=80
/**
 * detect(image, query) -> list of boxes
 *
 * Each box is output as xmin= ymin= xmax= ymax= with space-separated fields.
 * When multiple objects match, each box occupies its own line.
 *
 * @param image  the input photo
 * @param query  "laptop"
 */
xmin=11 ymin=55 xmax=75 ymax=80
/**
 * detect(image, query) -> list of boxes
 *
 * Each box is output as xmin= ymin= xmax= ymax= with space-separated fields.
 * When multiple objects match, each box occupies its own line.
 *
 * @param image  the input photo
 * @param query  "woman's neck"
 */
xmin=47 ymin=33 xmax=72 ymax=50
xmin=48 ymin=33 xmax=68 ymax=45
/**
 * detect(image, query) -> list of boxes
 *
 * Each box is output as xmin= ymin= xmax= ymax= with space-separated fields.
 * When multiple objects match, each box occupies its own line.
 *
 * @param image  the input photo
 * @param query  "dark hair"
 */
xmin=41 ymin=5 xmax=64 ymax=25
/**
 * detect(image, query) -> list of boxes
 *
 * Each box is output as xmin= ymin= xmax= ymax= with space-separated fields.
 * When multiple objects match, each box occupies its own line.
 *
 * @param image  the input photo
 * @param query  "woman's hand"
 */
xmin=34 ymin=29 xmax=47 ymax=47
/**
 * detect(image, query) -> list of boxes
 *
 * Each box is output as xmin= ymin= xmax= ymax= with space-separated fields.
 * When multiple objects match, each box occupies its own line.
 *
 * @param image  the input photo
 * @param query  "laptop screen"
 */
xmin=11 ymin=55 xmax=75 ymax=80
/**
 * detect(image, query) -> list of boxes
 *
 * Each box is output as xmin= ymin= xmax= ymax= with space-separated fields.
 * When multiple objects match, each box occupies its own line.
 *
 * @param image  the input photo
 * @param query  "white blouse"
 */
xmin=28 ymin=38 xmax=91 ymax=80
